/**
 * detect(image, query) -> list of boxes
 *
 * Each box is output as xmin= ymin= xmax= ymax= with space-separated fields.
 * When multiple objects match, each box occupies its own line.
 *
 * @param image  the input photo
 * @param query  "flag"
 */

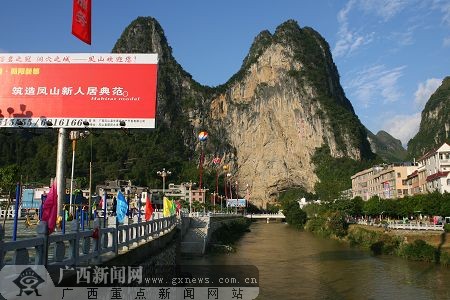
xmin=163 ymin=197 xmax=172 ymax=217
xmin=72 ymin=0 xmax=92 ymax=44
xmin=170 ymin=200 xmax=176 ymax=215
xmin=145 ymin=193 xmax=154 ymax=221
xmin=116 ymin=191 xmax=128 ymax=223
xmin=175 ymin=201 xmax=181 ymax=214
xmin=41 ymin=182 xmax=58 ymax=234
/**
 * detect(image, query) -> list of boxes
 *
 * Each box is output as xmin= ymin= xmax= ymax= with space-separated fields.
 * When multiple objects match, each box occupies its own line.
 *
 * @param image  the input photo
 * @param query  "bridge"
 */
xmin=245 ymin=213 xmax=286 ymax=223
xmin=0 ymin=212 xmax=250 ymax=267
xmin=0 ymin=215 xmax=177 ymax=267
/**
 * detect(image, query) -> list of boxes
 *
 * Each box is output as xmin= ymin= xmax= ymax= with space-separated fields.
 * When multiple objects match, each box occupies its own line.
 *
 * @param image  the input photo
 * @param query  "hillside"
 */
xmin=408 ymin=77 xmax=450 ymax=158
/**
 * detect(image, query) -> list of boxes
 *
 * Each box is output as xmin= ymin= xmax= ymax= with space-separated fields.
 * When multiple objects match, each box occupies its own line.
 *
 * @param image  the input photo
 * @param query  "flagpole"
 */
xmin=103 ymin=192 xmax=107 ymax=228
xmin=12 ymin=182 xmax=21 ymax=241
xmin=138 ymin=194 xmax=141 ymax=224
xmin=56 ymin=128 xmax=67 ymax=220
xmin=69 ymin=131 xmax=80 ymax=216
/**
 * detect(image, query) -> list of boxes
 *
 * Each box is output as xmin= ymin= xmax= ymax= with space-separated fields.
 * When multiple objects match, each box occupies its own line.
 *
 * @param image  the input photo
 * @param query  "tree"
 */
xmin=281 ymin=198 xmax=307 ymax=229
xmin=0 ymin=164 xmax=20 ymax=227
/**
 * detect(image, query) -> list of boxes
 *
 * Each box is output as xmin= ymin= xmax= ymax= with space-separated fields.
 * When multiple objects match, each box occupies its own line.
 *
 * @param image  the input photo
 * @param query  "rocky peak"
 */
xmin=408 ymin=77 xmax=450 ymax=158
xmin=366 ymin=129 xmax=407 ymax=162
xmin=241 ymin=30 xmax=273 ymax=69
xmin=111 ymin=17 xmax=374 ymax=207
xmin=206 ymin=21 xmax=374 ymax=206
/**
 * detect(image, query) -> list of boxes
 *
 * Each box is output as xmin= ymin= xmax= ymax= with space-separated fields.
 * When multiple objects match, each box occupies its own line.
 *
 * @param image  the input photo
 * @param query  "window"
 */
xmin=397 ymin=172 xmax=401 ymax=178
xmin=447 ymin=179 xmax=450 ymax=186
xmin=403 ymin=189 xmax=408 ymax=195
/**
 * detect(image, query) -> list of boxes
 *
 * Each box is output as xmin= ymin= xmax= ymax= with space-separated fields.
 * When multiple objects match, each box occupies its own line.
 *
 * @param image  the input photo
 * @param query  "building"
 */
xmin=351 ymin=163 xmax=418 ymax=200
xmin=165 ymin=183 xmax=207 ymax=204
xmin=415 ymin=142 xmax=450 ymax=194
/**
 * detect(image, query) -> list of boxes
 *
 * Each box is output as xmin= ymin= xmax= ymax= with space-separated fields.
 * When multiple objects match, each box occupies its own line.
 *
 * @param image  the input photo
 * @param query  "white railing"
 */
xmin=357 ymin=220 xmax=444 ymax=231
xmin=0 ymin=215 xmax=177 ymax=268
xmin=388 ymin=222 xmax=444 ymax=231
xmin=245 ymin=213 xmax=286 ymax=219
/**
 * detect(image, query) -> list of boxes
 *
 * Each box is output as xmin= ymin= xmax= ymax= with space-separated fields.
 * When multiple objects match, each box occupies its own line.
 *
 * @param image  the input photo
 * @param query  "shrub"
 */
xmin=326 ymin=211 xmax=349 ymax=238
xmin=440 ymin=251 xmax=450 ymax=266
xmin=398 ymin=240 xmax=437 ymax=263
xmin=444 ymin=224 xmax=450 ymax=233
xmin=347 ymin=226 xmax=400 ymax=255
xmin=305 ymin=216 xmax=330 ymax=237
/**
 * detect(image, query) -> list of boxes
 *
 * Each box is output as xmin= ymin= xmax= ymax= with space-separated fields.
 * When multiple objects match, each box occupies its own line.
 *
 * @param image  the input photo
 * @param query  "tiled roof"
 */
xmin=417 ymin=142 xmax=450 ymax=162
xmin=426 ymin=171 xmax=450 ymax=182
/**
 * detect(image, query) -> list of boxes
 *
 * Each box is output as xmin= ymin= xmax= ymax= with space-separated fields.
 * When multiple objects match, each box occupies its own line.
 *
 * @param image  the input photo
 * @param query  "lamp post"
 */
xmin=185 ymin=181 xmax=195 ymax=214
xmin=157 ymin=168 xmax=171 ymax=195
xmin=68 ymin=131 xmax=80 ymax=216
xmin=226 ymin=173 xmax=232 ymax=212
xmin=68 ymin=130 xmax=90 ymax=217
xmin=245 ymin=184 xmax=250 ymax=215
xmin=235 ymin=181 xmax=239 ymax=214
xmin=211 ymin=192 xmax=217 ymax=214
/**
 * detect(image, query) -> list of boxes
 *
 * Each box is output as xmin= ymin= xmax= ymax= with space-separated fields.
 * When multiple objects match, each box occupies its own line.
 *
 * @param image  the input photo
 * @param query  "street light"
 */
xmin=211 ymin=192 xmax=217 ymax=214
xmin=68 ymin=130 xmax=90 ymax=216
xmin=226 ymin=173 xmax=232 ymax=212
xmin=185 ymin=181 xmax=195 ymax=214
xmin=157 ymin=168 xmax=172 ymax=195
xmin=235 ymin=181 xmax=239 ymax=214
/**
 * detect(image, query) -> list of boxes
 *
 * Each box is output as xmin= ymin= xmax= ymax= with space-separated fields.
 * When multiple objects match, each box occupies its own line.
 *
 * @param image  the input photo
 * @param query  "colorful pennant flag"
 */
xmin=72 ymin=0 xmax=92 ymax=44
xmin=145 ymin=193 xmax=154 ymax=221
xmin=163 ymin=197 xmax=172 ymax=217
xmin=116 ymin=191 xmax=128 ymax=223
xmin=41 ymin=182 xmax=58 ymax=234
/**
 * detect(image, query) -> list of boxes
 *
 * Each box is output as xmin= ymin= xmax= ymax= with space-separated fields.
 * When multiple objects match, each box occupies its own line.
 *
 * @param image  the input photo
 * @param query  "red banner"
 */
xmin=72 ymin=0 xmax=92 ymax=45
xmin=0 ymin=53 xmax=158 ymax=128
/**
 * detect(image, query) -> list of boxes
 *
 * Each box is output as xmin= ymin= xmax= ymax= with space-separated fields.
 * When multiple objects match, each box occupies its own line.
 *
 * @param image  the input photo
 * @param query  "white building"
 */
xmin=416 ymin=142 xmax=450 ymax=193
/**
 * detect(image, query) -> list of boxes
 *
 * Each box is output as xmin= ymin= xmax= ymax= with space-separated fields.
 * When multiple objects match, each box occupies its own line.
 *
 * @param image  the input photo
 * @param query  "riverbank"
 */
xmin=305 ymin=216 xmax=450 ymax=266
xmin=207 ymin=218 xmax=252 ymax=253
xmin=354 ymin=224 xmax=450 ymax=252
xmin=347 ymin=225 xmax=450 ymax=265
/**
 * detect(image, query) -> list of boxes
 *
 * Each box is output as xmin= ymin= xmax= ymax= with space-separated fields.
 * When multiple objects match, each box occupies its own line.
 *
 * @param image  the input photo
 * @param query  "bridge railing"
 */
xmin=357 ymin=220 xmax=444 ymax=231
xmin=0 ymin=215 xmax=177 ymax=268
xmin=245 ymin=213 xmax=286 ymax=218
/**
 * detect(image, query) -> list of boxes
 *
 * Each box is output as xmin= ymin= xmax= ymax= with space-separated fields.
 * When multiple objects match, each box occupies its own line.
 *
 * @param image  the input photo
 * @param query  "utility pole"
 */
xmin=56 ymin=128 xmax=67 ymax=218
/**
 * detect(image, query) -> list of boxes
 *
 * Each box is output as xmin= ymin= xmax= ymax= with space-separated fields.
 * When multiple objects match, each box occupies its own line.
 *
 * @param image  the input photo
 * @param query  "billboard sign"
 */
xmin=226 ymin=198 xmax=247 ymax=208
xmin=0 ymin=53 xmax=158 ymax=128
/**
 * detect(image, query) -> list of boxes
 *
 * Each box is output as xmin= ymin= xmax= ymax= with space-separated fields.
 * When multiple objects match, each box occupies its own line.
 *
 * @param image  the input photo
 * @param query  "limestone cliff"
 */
xmin=206 ymin=20 xmax=373 ymax=206
xmin=112 ymin=18 xmax=374 ymax=207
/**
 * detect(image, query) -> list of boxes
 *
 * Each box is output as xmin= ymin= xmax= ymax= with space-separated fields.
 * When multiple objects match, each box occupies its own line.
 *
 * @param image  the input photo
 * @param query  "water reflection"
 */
xmin=182 ymin=222 xmax=450 ymax=300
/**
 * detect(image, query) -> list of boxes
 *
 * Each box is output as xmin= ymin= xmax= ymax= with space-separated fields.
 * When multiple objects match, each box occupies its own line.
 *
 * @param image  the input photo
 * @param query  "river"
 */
xmin=182 ymin=221 xmax=450 ymax=300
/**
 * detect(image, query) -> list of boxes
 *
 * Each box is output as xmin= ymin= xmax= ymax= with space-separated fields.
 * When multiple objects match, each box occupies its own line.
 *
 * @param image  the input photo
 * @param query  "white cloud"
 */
xmin=443 ymin=36 xmax=450 ymax=47
xmin=345 ymin=65 xmax=405 ymax=106
xmin=333 ymin=0 xmax=374 ymax=58
xmin=333 ymin=0 xmax=409 ymax=58
xmin=432 ymin=0 xmax=450 ymax=25
xmin=358 ymin=0 xmax=409 ymax=20
xmin=383 ymin=113 xmax=421 ymax=146
xmin=389 ymin=25 xmax=419 ymax=47
xmin=414 ymin=78 xmax=442 ymax=109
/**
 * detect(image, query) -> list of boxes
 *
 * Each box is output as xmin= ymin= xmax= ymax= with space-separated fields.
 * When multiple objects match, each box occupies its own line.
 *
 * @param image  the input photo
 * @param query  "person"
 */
xmin=25 ymin=215 xmax=32 ymax=228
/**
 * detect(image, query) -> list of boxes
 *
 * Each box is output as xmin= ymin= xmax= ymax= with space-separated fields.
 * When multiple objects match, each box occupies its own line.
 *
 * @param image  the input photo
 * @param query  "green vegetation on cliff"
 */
xmin=408 ymin=77 xmax=450 ymax=158
xmin=312 ymin=146 xmax=380 ymax=201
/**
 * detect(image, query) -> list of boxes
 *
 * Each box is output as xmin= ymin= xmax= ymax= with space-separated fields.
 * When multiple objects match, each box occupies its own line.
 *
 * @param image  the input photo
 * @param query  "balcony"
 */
xmin=440 ymin=159 xmax=450 ymax=165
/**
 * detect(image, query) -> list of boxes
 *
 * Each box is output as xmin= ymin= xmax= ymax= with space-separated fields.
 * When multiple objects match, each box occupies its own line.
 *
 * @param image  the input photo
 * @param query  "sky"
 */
xmin=1 ymin=0 xmax=449 ymax=147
